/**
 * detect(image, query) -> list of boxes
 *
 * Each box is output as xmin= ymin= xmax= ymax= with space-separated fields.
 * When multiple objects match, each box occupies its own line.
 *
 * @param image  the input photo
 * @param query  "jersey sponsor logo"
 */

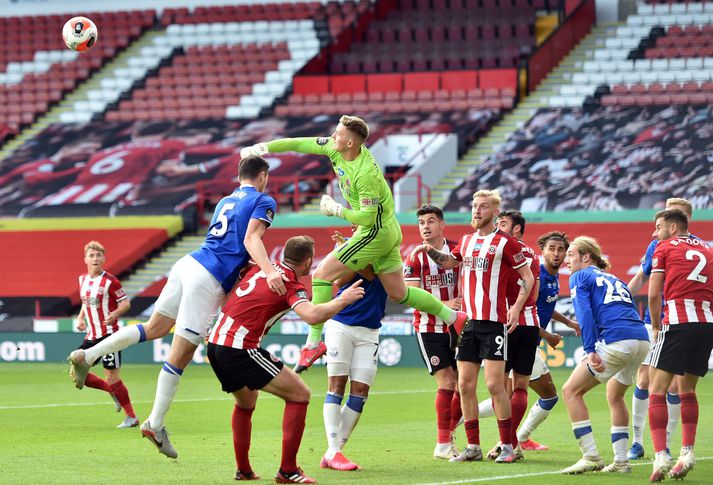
xmin=425 ymin=273 xmax=456 ymax=288
xmin=474 ymin=243 xmax=483 ymax=251
xmin=546 ymin=294 xmax=558 ymax=303
xmin=296 ymin=289 xmax=309 ymax=300
xmin=430 ymin=355 xmax=440 ymax=366
xmin=316 ymin=137 xmax=329 ymax=146
xmin=475 ymin=256 xmax=490 ymax=271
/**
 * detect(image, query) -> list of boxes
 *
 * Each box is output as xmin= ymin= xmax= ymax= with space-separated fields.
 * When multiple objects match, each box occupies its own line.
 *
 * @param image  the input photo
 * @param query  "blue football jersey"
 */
xmin=332 ymin=275 xmax=387 ymax=329
xmin=569 ymin=266 xmax=648 ymax=354
xmin=536 ymin=263 xmax=560 ymax=329
xmin=191 ymin=186 xmax=276 ymax=293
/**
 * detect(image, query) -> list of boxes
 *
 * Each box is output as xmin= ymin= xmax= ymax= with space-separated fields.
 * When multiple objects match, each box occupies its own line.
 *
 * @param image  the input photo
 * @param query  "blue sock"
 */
xmin=666 ymin=392 xmax=680 ymax=405
xmin=325 ymin=392 xmax=343 ymax=405
xmin=538 ymin=395 xmax=558 ymax=411
xmin=634 ymin=386 xmax=649 ymax=400
xmin=137 ymin=323 xmax=147 ymax=343
xmin=162 ymin=361 xmax=183 ymax=376
xmin=346 ymin=394 xmax=367 ymax=413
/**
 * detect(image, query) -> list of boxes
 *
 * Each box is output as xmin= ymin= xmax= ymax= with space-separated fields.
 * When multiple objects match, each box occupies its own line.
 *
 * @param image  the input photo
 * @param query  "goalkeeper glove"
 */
xmin=240 ymin=143 xmax=268 ymax=159
xmin=320 ymin=194 xmax=344 ymax=218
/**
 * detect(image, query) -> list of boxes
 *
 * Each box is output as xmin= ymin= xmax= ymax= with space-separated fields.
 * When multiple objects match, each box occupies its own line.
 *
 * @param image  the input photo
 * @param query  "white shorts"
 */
xmin=590 ymin=339 xmax=650 ymax=386
xmin=154 ymin=255 xmax=224 ymax=345
xmin=508 ymin=348 xmax=550 ymax=381
xmin=324 ymin=319 xmax=379 ymax=386
xmin=642 ymin=325 xmax=655 ymax=366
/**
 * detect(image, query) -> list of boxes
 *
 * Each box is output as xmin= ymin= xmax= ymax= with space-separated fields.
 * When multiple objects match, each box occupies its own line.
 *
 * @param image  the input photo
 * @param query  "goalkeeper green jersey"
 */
xmin=266 ymin=137 xmax=395 ymax=228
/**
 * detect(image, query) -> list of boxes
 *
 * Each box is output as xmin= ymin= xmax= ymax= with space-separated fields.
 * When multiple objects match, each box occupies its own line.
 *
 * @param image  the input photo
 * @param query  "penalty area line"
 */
xmin=416 ymin=456 xmax=713 ymax=485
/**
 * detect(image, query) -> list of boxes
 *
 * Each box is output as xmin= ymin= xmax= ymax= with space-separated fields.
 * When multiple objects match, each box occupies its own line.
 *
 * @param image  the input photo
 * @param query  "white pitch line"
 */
xmin=0 ymin=388 xmax=433 ymax=410
xmin=416 ymin=456 xmax=713 ymax=485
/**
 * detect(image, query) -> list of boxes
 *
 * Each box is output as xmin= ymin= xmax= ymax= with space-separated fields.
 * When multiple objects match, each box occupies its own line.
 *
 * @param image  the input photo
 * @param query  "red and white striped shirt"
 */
xmin=209 ymin=262 xmax=310 ymax=349
xmin=506 ymin=240 xmax=541 ymax=327
xmin=451 ymin=229 xmax=527 ymax=324
xmin=79 ymin=271 xmax=127 ymax=340
xmin=404 ymin=238 xmax=459 ymax=333
xmin=652 ymin=236 xmax=713 ymax=325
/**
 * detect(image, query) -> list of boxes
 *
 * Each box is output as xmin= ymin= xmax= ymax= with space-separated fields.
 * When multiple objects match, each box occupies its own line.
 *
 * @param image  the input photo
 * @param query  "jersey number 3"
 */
xmin=210 ymin=203 xmax=236 ymax=237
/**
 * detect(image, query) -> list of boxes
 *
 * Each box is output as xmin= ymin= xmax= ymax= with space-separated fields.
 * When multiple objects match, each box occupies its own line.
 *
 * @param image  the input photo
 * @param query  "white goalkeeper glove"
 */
xmin=240 ymin=143 xmax=269 ymax=159
xmin=320 ymin=194 xmax=344 ymax=218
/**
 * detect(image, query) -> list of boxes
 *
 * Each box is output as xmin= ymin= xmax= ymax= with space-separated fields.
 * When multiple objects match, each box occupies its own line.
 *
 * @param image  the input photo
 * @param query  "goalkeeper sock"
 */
xmin=306 ymin=279 xmax=332 ymax=348
xmin=398 ymin=287 xmax=456 ymax=323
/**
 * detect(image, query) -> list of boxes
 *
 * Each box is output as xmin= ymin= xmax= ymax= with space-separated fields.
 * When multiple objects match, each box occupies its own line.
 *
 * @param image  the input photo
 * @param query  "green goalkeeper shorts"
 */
xmin=334 ymin=217 xmax=403 ymax=274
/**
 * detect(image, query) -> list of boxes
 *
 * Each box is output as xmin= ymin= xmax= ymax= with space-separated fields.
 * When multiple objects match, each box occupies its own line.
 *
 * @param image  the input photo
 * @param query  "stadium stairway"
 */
xmin=121 ymin=233 xmax=204 ymax=297
xmin=0 ymin=30 xmax=164 ymax=161
xmin=430 ymin=21 xmax=621 ymax=209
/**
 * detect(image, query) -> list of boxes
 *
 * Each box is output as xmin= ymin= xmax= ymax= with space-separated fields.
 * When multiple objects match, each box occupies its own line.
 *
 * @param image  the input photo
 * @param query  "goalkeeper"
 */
xmin=242 ymin=115 xmax=466 ymax=372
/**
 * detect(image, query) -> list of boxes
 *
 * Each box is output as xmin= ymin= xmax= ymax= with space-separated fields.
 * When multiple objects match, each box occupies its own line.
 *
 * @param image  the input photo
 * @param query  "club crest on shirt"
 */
xmin=488 ymin=245 xmax=497 ymax=254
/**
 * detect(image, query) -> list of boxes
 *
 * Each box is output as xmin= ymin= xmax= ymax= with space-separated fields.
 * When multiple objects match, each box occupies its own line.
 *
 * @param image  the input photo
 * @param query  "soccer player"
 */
xmin=561 ymin=236 xmax=649 ymax=474
xmin=75 ymin=240 xmax=137 ymax=428
xmin=474 ymin=231 xmax=580 ymax=451
xmin=68 ymin=155 xmax=284 ymax=459
xmin=321 ymin=228 xmax=388 ymax=471
xmin=410 ymin=190 xmax=534 ymax=464
xmin=647 ymin=209 xmax=713 ymax=482
xmin=241 ymin=115 xmax=466 ymax=373
xmin=627 ymin=197 xmax=696 ymax=460
xmin=404 ymin=204 xmax=462 ymax=460
xmin=208 ymin=236 xmax=366 ymax=484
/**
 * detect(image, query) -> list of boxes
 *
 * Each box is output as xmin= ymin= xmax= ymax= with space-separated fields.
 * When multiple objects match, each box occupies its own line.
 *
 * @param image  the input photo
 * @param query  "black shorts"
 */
xmin=78 ymin=335 xmax=121 ymax=370
xmin=207 ymin=343 xmax=284 ymax=393
xmin=457 ymin=320 xmax=506 ymax=364
xmin=416 ymin=328 xmax=458 ymax=375
xmin=651 ymin=324 xmax=713 ymax=377
xmin=505 ymin=326 xmax=540 ymax=375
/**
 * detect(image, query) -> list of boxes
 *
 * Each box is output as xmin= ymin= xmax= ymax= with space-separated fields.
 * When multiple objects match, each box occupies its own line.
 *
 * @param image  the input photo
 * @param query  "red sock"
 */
xmin=680 ymin=393 xmax=698 ymax=448
xmin=510 ymin=388 xmax=528 ymax=447
xmin=84 ymin=373 xmax=111 ymax=393
xmin=497 ymin=418 xmax=512 ymax=446
xmin=109 ymin=380 xmax=136 ymax=418
xmin=281 ymin=401 xmax=308 ymax=472
xmin=649 ymin=393 xmax=668 ymax=453
xmin=232 ymin=405 xmax=254 ymax=473
xmin=450 ymin=392 xmax=462 ymax=432
xmin=464 ymin=419 xmax=479 ymax=446
xmin=436 ymin=389 xmax=454 ymax=444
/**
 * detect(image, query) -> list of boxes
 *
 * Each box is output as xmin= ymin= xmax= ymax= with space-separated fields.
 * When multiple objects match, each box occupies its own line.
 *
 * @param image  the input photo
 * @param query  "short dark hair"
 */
xmin=416 ymin=204 xmax=444 ymax=220
xmin=499 ymin=209 xmax=526 ymax=235
xmin=655 ymin=208 xmax=689 ymax=231
xmin=283 ymin=236 xmax=315 ymax=263
xmin=239 ymin=155 xmax=270 ymax=181
xmin=537 ymin=231 xmax=570 ymax=250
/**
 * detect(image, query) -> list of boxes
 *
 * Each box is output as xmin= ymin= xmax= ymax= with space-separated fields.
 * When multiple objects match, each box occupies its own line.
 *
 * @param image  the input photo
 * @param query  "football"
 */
xmin=62 ymin=16 xmax=98 ymax=52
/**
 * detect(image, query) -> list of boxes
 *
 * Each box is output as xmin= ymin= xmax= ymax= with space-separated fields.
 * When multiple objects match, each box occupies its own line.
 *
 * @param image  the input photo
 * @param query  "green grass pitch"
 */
xmin=1 ymin=364 xmax=712 ymax=484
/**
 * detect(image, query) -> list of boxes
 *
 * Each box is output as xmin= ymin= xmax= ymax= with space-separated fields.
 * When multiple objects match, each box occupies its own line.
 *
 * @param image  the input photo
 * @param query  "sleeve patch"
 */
xmin=296 ymin=289 xmax=309 ymax=300
xmin=316 ymin=137 xmax=329 ymax=146
xmin=360 ymin=197 xmax=379 ymax=207
xmin=513 ymin=251 xmax=525 ymax=264
xmin=265 ymin=208 xmax=274 ymax=222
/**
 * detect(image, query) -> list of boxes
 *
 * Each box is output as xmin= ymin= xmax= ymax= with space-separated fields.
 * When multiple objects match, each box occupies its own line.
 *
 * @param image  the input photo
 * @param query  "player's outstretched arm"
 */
xmin=240 ymin=137 xmax=331 ymax=159
xmin=293 ymin=279 xmax=365 ymax=324
xmin=244 ymin=218 xmax=287 ymax=295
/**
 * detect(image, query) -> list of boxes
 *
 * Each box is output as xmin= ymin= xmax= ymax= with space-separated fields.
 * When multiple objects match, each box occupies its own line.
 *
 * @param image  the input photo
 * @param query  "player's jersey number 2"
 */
xmin=210 ymin=203 xmax=236 ymax=237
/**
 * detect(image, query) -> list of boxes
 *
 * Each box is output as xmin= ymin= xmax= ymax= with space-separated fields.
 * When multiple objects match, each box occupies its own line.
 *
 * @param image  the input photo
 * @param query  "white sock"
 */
xmin=478 ymin=398 xmax=495 ymax=419
xmin=666 ymin=394 xmax=681 ymax=449
xmin=83 ymin=325 xmax=142 ymax=364
xmin=339 ymin=394 xmax=366 ymax=448
xmin=611 ymin=426 xmax=629 ymax=463
xmin=323 ymin=393 xmax=343 ymax=459
xmin=148 ymin=363 xmax=182 ymax=429
xmin=572 ymin=420 xmax=599 ymax=458
xmin=517 ymin=397 xmax=557 ymax=442
xmin=632 ymin=386 xmax=649 ymax=445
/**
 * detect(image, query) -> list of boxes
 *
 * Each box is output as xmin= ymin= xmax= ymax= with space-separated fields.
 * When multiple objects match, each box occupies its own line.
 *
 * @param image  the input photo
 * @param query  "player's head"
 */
xmin=416 ymin=204 xmax=445 ymax=242
xmin=497 ymin=209 xmax=525 ymax=239
xmin=654 ymin=208 xmax=689 ymax=241
xmin=239 ymin=155 xmax=270 ymax=192
xmin=471 ymin=189 xmax=501 ymax=230
xmin=665 ymin=197 xmax=693 ymax=219
xmin=333 ymin=115 xmax=369 ymax=153
xmin=537 ymin=231 xmax=569 ymax=271
xmin=131 ymin=121 xmax=173 ymax=141
xmin=83 ymin=240 xmax=106 ymax=272
xmin=566 ymin=236 xmax=610 ymax=273
xmin=283 ymin=235 xmax=315 ymax=276
xmin=55 ymin=138 xmax=102 ymax=162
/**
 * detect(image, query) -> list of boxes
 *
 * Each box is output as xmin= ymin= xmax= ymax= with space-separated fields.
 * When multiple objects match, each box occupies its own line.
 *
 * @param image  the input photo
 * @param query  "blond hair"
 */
xmin=472 ymin=189 xmax=502 ymax=207
xmin=84 ymin=240 xmax=105 ymax=256
xmin=339 ymin=115 xmax=369 ymax=142
xmin=570 ymin=236 xmax=610 ymax=271
xmin=666 ymin=197 xmax=693 ymax=217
